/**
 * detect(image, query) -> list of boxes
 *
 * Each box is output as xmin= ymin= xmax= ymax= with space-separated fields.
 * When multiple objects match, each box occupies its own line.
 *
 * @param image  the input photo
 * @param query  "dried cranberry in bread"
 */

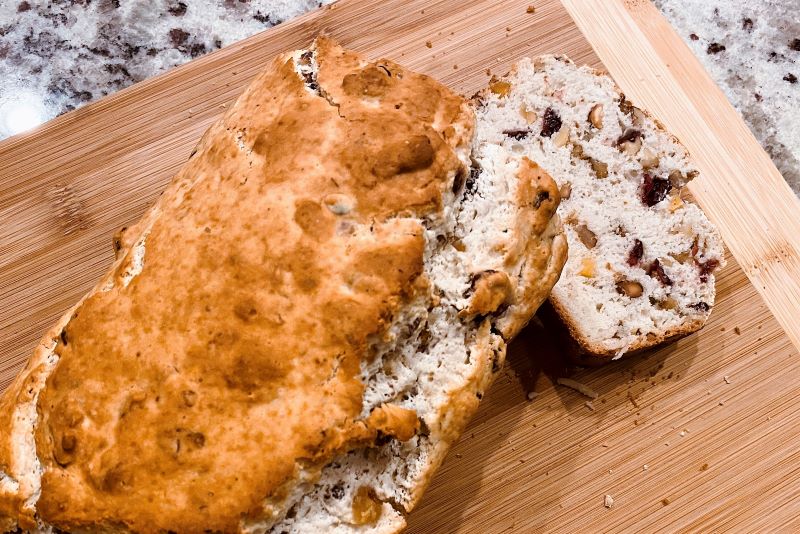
xmin=0 ymin=38 xmax=566 ymax=532
xmin=474 ymin=55 xmax=725 ymax=360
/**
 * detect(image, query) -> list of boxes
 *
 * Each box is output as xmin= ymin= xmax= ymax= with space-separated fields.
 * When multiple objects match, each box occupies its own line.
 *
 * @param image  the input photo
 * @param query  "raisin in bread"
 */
xmin=0 ymin=38 xmax=566 ymax=533
xmin=473 ymin=55 xmax=725 ymax=360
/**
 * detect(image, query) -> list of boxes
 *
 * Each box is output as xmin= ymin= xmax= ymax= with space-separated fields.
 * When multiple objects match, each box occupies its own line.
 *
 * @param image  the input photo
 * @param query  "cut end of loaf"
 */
xmin=474 ymin=55 xmax=725 ymax=359
xmin=258 ymin=40 xmax=564 ymax=534
xmin=263 ymin=120 xmax=562 ymax=534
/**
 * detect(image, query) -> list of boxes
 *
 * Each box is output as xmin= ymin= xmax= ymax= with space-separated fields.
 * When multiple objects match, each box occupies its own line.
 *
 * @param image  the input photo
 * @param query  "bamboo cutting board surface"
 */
xmin=2 ymin=0 xmax=800 ymax=531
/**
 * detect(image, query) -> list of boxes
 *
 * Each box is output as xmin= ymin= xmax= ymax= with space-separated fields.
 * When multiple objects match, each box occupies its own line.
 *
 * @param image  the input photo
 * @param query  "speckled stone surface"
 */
xmin=654 ymin=0 xmax=799 ymax=194
xmin=0 ymin=0 xmax=797 ymax=193
xmin=0 ymin=0 xmax=332 ymax=132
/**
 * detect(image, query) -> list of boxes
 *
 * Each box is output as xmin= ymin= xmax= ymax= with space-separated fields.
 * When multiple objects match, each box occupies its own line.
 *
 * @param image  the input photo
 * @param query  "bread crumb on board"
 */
xmin=425 ymin=40 xmax=432 ymax=48
xmin=724 ymin=375 xmax=731 ymax=384
xmin=662 ymin=498 xmax=671 ymax=506
xmin=557 ymin=377 xmax=599 ymax=399
xmin=604 ymin=494 xmax=614 ymax=508
xmin=526 ymin=5 xmax=536 ymax=13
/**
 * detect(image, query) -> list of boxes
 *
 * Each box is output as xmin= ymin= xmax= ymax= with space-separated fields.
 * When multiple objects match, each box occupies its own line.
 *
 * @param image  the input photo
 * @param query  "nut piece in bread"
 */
xmin=474 ymin=55 xmax=725 ymax=361
xmin=0 ymin=38 xmax=566 ymax=533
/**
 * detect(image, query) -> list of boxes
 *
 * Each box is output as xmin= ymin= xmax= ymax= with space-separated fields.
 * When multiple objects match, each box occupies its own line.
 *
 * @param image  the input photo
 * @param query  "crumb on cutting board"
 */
xmin=557 ymin=377 xmax=599 ymax=399
xmin=604 ymin=494 xmax=614 ymax=508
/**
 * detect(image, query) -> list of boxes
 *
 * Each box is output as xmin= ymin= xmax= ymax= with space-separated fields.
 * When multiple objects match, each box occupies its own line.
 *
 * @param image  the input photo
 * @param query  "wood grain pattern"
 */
xmin=0 ymin=0 xmax=798 ymax=531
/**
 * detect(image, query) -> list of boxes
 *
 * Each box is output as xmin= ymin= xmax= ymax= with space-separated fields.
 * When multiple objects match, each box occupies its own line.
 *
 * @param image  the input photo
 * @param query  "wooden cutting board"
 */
xmin=2 ymin=0 xmax=800 ymax=531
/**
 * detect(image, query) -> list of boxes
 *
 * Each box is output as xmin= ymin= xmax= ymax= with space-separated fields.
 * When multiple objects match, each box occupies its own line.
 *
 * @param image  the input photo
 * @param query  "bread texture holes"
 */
xmin=452 ymin=166 xmax=467 ymax=194
xmin=502 ymin=129 xmax=532 ymax=140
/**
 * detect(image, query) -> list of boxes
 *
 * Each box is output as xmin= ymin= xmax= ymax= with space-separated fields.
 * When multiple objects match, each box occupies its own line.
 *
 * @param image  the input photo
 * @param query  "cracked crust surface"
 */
xmin=0 ymin=38 xmax=565 ymax=533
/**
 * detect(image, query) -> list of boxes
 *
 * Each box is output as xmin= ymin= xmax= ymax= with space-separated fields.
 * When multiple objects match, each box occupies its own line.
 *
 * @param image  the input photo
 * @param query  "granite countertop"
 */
xmin=0 ymin=0 xmax=797 ymax=193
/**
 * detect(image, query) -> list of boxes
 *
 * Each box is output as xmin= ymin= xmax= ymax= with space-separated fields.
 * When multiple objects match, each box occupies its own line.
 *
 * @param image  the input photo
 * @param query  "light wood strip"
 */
xmin=562 ymin=0 xmax=800 ymax=353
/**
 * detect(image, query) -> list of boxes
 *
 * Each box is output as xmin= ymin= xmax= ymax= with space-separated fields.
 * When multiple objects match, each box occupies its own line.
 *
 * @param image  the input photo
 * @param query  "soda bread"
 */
xmin=0 ymin=38 xmax=566 ymax=533
xmin=474 ymin=55 xmax=725 ymax=361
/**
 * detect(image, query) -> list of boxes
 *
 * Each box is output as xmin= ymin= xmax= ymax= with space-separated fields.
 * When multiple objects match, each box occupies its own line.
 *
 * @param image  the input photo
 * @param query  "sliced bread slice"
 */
xmin=474 ymin=55 xmax=725 ymax=360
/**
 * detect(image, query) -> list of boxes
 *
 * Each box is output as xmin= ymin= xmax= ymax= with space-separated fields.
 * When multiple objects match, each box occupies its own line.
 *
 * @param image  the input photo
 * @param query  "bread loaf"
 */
xmin=0 ymin=38 xmax=566 ymax=533
xmin=473 ymin=55 xmax=725 ymax=360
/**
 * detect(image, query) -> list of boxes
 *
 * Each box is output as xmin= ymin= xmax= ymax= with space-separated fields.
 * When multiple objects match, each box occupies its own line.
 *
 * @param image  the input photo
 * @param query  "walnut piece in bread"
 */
xmin=0 ymin=38 xmax=566 ymax=533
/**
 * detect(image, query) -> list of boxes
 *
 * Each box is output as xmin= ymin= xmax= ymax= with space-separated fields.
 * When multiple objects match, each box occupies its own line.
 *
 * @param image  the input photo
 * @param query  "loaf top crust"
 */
xmin=2 ymin=37 xmax=474 ymax=532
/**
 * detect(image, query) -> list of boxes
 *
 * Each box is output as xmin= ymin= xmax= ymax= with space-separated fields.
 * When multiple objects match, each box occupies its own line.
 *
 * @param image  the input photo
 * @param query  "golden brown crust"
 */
xmin=1 ymin=41 xmax=569 ymax=534
xmin=462 ymin=271 xmax=516 ymax=317
xmin=0 ymin=299 xmax=87 ymax=530
xmin=0 ymin=37 xmax=473 ymax=533
xmin=497 ymin=158 xmax=567 ymax=340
